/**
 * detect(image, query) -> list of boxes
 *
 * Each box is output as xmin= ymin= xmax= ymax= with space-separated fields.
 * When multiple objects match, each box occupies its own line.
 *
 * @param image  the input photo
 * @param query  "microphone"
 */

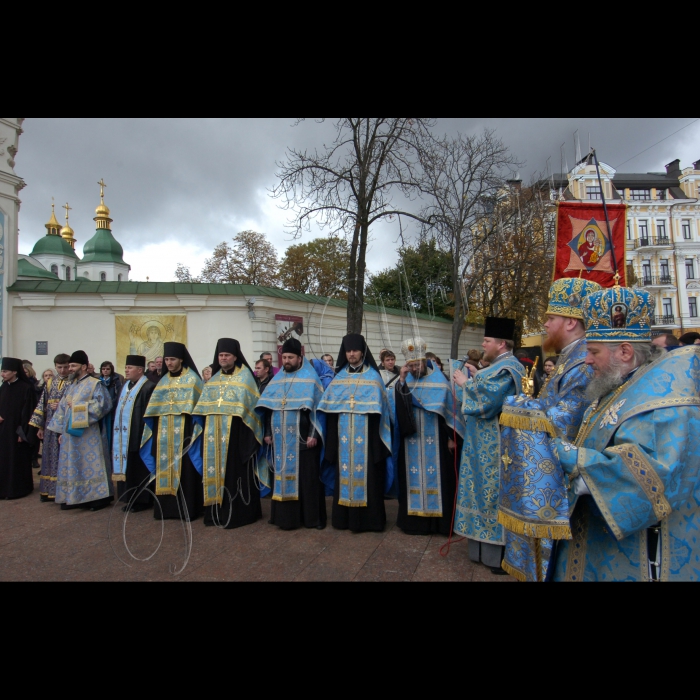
xmin=457 ymin=356 xmax=469 ymax=371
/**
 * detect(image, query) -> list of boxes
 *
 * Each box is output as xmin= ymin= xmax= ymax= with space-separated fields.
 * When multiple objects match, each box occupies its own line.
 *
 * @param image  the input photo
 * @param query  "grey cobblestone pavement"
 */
xmin=0 ymin=470 xmax=514 ymax=582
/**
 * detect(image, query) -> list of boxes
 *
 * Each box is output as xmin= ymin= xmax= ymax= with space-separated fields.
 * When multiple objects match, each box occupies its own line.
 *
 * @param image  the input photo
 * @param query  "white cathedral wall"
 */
xmin=9 ymin=292 xmax=483 ymax=371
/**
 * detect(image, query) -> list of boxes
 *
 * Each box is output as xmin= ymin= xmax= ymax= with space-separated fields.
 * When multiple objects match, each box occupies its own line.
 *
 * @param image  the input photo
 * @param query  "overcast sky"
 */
xmin=15 ymin=118 xmax=700 ymax=282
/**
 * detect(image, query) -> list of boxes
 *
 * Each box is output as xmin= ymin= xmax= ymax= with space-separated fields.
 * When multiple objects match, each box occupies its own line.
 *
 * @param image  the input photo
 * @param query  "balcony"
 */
xmin=640 ymin=275 xmax=676 ymax=289
xmin=652 ymin=315 xmax=680 ymax=328
xmin=634 ymin=237 xmax=672 ymax=249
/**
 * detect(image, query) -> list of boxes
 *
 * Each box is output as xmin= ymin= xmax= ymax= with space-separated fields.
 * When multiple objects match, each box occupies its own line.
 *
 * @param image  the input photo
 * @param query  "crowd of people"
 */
xmin=1 ymin=277 xmax=699 ymax=581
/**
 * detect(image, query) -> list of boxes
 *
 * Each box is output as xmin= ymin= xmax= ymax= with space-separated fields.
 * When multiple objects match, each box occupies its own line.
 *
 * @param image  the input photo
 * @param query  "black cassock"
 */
xmin=394 ymin=381 xmax=460 ymax=537
xmin=204 ymin=416 xmax=262 ymax=529
xmin=117 ymin=379 xmax=156 ymax=509
xmin=264 ymin=408 xmax=327 ymax=530
xmin=0 ymin=379 xmax=39 ymax=500
xmin=151 ymin=414 xmax=204 ymax=522
xmin=325 ymin=413 xmax=390 ymax=533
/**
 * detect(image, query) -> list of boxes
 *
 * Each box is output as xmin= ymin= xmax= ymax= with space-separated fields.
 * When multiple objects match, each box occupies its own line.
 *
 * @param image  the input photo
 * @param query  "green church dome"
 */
xmin=17 ymin=257 xmax=60 ymax=279
xmin=81 ymin=228 xmax=127 ymax=264
xmin=31 ymin=234 xmax=79 ymax=259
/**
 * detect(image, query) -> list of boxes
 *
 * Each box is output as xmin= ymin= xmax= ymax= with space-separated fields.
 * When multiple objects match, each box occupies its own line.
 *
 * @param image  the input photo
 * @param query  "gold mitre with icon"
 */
xmin=401 ymin=338 xmax=427 ymax=362
xmin=546 ymin=278 xmax=603 ymax=320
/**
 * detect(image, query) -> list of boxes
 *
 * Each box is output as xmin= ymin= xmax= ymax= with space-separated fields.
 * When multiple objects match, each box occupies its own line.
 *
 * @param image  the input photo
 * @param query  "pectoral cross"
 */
xmin=281 ymin=398 xmax=286 ymax=408
xmin=218 ymin=395 xmax=224 ymax=408
xmin=501 ymin=449 xmax=513 ymax=473
xmin=349 ymin=396 xmax=356 ymax=410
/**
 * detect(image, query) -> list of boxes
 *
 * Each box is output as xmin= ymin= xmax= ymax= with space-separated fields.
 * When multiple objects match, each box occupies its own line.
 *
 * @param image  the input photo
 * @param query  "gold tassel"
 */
xmin=501 ymin=560 xmax=528 ymax=582
xmin=112 ymin=474 xmax=127 ymax=483
xmin=499 ymin=412 xmax=557 ymax=437
xmin=498 ymin=511 xmax=572 ymax=540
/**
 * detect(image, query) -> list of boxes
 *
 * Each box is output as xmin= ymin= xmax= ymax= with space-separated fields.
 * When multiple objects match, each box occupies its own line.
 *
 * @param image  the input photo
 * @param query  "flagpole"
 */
xmin=592 ymin=149 xmax=620 ymax=280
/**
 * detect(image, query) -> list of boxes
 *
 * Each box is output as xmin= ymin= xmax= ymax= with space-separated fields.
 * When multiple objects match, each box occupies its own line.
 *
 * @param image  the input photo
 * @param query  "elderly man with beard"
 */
xmin=393 ymin=339 xmax=464 ymax=536
xmin=497 ymin=278 xmax=601 ymax=581
xmin=48 ymin=351 xmax=113 ymax=511
xmin=550 ymin=285 xmax=700 ymax=581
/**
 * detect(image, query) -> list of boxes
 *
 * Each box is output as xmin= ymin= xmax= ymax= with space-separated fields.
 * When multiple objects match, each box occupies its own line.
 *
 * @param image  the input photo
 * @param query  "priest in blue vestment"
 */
xmin=48 ymin=350 xmax=113 ymax=511
xmin=256 ymin=338 xmax=327 ymax=530
xmin=318 ymin=334 xmax=392 ymax=533
xmin=453 ymin=317 xmax=524 ymax=573
xmin=498 ymin=278 xmax=601 ymax=581
xmin=393 ymin=338 xmax=464 ymax=536
xmin=551 ymin=285 xmax=700 ymax=581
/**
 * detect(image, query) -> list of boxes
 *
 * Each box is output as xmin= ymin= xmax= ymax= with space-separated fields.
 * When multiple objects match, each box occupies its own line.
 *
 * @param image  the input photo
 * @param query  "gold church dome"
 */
xmin=45 ymin=202 xmax=61 ymax=234
xmin=95 ymin=201 xmax=111 ymax=218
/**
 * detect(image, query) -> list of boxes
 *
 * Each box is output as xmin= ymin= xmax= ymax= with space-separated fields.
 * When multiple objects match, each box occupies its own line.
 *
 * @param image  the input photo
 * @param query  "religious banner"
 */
xmin=115 ymin=315 xmax=187 ymax=370
xmin=554 ymin=201 xmax=627 ymax=287
xmin=275 ymin=315 xmax=304 ymax=367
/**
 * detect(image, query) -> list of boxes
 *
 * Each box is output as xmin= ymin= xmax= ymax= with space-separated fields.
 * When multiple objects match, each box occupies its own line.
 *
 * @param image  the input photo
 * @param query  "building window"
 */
xmin=656 ymin=220 xmax=667 ymax=238
xmin=656 ymin=189 xmax=666 ymax=200
xmin=65 ymin=266 xmax=71 ymax=281
xmin=687 ymin=260 xmax=695 ymax=280
xmin=690 ymin=298 xmax=698 ymax=318
xmin=587 ymin=186 xmax=602 ymax=200
xmin=682 ymin=220 xmax=692 ymax=239
xmin=660 ymin=260 xmax=670 ymax=281
xmin=663 ymin=298 xmax=674 ymax=317
xmin=627 ymin=221 xmax=632 ymax=240
xmin=50 ymin=264 xmax=58 ymax=275
xmin=630 ymin=189 xmax=651 ymax=200
xmin=642 ymin=262 xmax=652 ymax=284
xmin=639 ymin=220 xmax=649 ymax=240
xmin=100 ymin=272 xmax=106 ymax=281
xmin=118 ymin=274 xmax=122 ymax=282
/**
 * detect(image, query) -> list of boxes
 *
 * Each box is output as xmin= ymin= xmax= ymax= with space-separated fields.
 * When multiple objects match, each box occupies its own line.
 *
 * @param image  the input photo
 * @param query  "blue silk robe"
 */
xmin=553 ymin=345 xmax=700 ymax=581
xmin=500 ymin=339 xmax=594 ymax=581
xmin=454 ymin=353 xmax=524 ymax=544
xmin=48 ymin=374 xmax=113 ymax=506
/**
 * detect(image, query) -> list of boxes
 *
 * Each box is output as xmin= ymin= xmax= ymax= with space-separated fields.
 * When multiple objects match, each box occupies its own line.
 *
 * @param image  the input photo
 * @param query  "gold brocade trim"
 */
xmin=71 ymin=403 xmax=89 ymax=430
xmin=408 ymin=511 xmax=443 ymax=517
xmin=499 ymin=412 xmax=557 ymax=438
xmin=564 ymin=504 xmax=589 ymax=582
xmin=617 ymin=397 xmax=700 ymax=427
xmin=497 ymin=510 xmax=572 ymax=540
xmin=660 ymin=520 xmax=670 ymax=582
xmin=112 ymin=474 xmax=127 ymax=483
xmin=501 ymin=559 xmax=528 ymax=582
xmin=607 ymin=443 xmax=671 ymax=523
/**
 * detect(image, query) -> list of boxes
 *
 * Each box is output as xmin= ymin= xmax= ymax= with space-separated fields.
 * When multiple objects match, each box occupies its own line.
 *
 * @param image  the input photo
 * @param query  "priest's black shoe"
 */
xmin=60 ymin=503 xmax=81 ymax=511
xmin=316 ymin=523 xmax=327 ymax=530
xmin=490 ymin=566 xmax=509 ymax=576
xmin=88 ymin=497 xmax=112 ymax=512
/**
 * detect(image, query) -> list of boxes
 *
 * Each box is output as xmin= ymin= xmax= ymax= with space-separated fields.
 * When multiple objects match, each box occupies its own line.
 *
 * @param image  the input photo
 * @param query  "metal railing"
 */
xmin=652 ymin=315 xmax=679 ymax=326
xmin=640 ymin=275 xmax=675 ymax=287
xmin=634 ymin=237 xmax=672 ymax=249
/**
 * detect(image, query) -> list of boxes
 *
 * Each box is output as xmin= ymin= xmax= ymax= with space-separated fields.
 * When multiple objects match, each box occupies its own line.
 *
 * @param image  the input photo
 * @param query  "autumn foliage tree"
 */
xmin=278 ymin=237 xmax=350 ymax=297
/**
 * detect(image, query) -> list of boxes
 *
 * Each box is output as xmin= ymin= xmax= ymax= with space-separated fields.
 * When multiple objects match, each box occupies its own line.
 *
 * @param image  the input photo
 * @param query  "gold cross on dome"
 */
xmin=501 ymin=449 xmax=513 ymax=473
xmin=63 ymin=202 xmax=72 ymax=221
xmin=98 ymin=178 xmax=107 ymax=201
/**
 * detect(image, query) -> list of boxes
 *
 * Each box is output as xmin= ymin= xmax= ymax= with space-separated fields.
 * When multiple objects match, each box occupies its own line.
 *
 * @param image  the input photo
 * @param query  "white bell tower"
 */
xmin=0 ymin=117 xmax=25 ymax=359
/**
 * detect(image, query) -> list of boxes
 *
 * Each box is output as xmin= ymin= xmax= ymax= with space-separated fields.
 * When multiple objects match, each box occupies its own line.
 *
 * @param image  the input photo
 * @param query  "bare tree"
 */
xmin=420 ymin=130 xmax=522 ymax=357
xmin=272 ymin=118 xmax=435 ymax=334
xmin=174 ymin=262 xmax=201 ymax=283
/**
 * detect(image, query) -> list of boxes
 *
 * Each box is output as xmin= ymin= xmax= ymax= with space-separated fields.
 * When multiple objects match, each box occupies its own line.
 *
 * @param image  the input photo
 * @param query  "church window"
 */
xmin=118 ymin=274 xmax=122 ymax=282
xmin=65 ymin=266 xmax=71 ymax=281
xmin=100 ymin=272 xmax=107 ymax=281
xmin=51 ymin=264 xmax=58 ymax=275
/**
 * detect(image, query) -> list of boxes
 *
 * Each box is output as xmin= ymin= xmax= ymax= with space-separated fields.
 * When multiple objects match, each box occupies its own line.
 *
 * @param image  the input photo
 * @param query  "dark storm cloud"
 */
xmin=16 ymin=118 xmax=700 ymax=279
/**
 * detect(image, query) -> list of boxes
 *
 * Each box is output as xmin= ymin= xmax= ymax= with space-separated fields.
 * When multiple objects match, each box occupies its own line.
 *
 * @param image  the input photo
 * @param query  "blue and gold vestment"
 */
xmin=317 ymin=364 xmax=392 ymax=506
xmin=454 ymin=354 xmax=524 ymax=544
xmin=255 ymin=357 xmax=325 ymax=502
xmin=193 ymin=365 xmax=262 ymax=507
xmin=553 ymin=346 xmax=700 ymax=581
xmin=499 ymin=339 xmax=594 ymax=581
xmin=48 ymin=375 xmax=113 ymax=506
xmin=141 ymin=367 xmax=204 ymax=496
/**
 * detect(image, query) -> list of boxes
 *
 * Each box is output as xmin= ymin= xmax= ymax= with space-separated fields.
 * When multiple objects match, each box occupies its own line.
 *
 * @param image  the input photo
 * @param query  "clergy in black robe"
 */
xmin=318 ymin=334 xmax=392 ymax=533
xmin=113 ymin=355 xmax=156 ymax=512
xmin=256 ymin=338 xmax=327 ymax=530
xmin=194 ymin=338 xmax=263 ymax=529
xmin=0 ymin=358 xmax=39 ymax=500
xmin=142 ymin=342 xmax=204 ymax=522
xmin=393 ymin=339 xmax=465 ymax=537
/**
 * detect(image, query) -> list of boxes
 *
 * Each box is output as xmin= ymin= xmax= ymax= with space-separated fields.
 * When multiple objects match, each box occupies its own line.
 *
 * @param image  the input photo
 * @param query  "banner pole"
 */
xmin=592 ymin=149 xmax=620 ymax=279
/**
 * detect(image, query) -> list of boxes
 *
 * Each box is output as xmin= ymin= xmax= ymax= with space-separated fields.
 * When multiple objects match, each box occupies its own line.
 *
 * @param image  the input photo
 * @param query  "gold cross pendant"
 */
xmin=217 ymin=396 xmax=224 ymax=408
xmin=281 ymin=398 xmax=286 ymax=407
xmin=501 ymin=449 xmax=513 ymax=473
xmin=349 ymin=396 xmax=356 ymax=410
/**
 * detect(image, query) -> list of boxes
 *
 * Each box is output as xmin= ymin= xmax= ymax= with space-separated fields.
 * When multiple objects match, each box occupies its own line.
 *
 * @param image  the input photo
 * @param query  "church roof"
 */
xmin=17 ymin=257 xmax=60 ymax=280
xmin=80 ymin=228 xmax=128 ymax=265
xmin=5 ymin=281 xmax=451 ymax=324
xmin=30 ymin=233 xmax=80 ymax=259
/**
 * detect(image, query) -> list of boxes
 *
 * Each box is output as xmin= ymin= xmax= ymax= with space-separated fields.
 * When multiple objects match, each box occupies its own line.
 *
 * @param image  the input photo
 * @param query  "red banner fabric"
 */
xmin=554 ymin=201 xmax=627 ymax=288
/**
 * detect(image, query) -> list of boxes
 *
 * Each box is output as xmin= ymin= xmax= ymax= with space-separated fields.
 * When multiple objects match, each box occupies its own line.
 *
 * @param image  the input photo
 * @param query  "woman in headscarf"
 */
xmin=99 ymin=361 xmax=123 ymax=452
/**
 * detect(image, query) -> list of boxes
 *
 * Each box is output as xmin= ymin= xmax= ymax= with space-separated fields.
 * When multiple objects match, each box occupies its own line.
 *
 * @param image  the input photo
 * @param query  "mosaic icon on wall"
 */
xmin=115 ymin=315 xmax=187 ymax=369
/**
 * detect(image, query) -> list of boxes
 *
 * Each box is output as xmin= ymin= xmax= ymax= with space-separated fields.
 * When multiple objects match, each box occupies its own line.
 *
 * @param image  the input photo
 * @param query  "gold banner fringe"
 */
xmin=501 ymin=560 xmax=528 ymax=582
xmin=112 ymin=474 xmax=127 ymax=483
xmin=499 ymin=413 xmax=557 ymax=437
xmin=498 ymin=511 xmax=572 ymax=540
